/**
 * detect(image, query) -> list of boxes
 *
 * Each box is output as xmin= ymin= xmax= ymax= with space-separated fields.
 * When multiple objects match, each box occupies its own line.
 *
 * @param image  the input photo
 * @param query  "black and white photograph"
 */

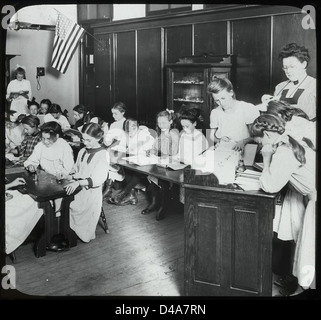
xmin=0 ymin=1 xmax=319 ymax=307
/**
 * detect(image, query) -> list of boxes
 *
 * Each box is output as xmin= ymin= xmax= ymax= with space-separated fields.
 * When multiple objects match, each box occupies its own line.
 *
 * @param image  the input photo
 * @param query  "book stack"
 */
xmin=234 ymin=169 xmax=262 ymax=191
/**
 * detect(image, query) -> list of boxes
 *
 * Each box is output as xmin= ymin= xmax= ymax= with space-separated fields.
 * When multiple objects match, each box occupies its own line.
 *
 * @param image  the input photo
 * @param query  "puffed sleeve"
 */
xmin=243 ymin=102 xmax=260 ymax=124
xmin=259 ymin=146 xmax=300 ymax=193
xmin=210 ymin=108 xmax=219 ymax=129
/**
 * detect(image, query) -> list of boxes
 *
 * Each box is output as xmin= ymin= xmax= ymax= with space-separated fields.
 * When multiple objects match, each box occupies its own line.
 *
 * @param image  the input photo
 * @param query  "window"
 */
xmin=146 ymin=4 xmax=192 ymax=16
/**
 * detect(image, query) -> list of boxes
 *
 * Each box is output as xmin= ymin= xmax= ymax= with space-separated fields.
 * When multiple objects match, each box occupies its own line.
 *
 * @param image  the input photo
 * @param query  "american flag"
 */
xmin=51 ymin=13 xmax=85 ymax=74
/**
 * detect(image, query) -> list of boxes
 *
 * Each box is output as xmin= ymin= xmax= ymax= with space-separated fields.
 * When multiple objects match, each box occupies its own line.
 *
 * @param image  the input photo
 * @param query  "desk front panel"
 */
xmin=184 ymin=186 xmax=276 ymax=297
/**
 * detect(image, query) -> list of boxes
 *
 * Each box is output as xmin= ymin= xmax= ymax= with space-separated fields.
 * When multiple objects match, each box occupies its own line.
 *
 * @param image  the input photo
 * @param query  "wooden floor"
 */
xmin=6 ymin=190 xmax=185 ymax=297
xmin=5 ymin=188 xmax=306 ymax=298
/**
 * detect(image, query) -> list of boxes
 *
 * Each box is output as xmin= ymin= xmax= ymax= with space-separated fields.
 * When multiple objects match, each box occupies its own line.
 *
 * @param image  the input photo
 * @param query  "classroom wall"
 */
xmin=5 ymin=4 xmax=79 ymax=124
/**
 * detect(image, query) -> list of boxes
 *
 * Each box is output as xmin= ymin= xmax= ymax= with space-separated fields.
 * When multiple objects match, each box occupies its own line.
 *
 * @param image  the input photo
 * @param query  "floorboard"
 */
xmin=6 ymin=190 xmax=185 ymax=297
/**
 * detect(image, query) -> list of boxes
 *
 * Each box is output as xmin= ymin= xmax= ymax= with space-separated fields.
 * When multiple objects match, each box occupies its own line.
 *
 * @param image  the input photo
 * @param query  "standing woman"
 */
xmin=6 ymin=65 xmax=32 ymax=116
xmin=63 ymin=123 xmax=110 ymax=243
xmin=273 ymin=43 xmax=316 ymax=121
xmin=208 ymin=77 xmax=260 ymax=151
xmin=250 ymin=113 xmax=316 ymax=295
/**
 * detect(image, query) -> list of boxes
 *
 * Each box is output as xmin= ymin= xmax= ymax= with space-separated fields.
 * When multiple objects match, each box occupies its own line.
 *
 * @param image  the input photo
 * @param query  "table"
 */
xmin=117 ymin=158 xmax=184 ymax=185
xmin=183 ymin=168 xmax=279 ymax=296
xmin=116 ymin=155 xmax=279 ymax=296
xmin=6 ymin=169 xmax=78 ymax=257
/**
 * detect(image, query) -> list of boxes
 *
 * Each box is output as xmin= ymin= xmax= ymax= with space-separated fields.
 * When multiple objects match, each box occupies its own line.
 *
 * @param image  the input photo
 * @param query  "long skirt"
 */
xmin=69 ymin=186 xmax=103 ymax=242
xmin=5 ymin=190 xmax=43 ymax=254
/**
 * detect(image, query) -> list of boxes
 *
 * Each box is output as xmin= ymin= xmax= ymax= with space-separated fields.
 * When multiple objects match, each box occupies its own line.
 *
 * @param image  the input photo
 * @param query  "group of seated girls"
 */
xmin=5 ymin=120 xmax=109 ymax=258
xmin=5 ymin=76 xmax=315 ymax=296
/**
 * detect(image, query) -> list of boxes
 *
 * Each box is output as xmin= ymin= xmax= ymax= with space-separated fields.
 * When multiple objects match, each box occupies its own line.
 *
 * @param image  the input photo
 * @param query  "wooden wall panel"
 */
xmin=232 ymin=17 xmax=271 ymax=105
xmin=93 ymin=34 xmax=112 ymax=122
xmin=166 ymin=25 xmax=192 ymax=63
xmin=272 ymin=13 xmax=317 ymax=91
xmin=194 ymin=21 xmax=228 ymax=56
xmin=115 ymin=31 xmax=137 ymax=119
xmin=137 ymin=28 xmax=163 ymax=126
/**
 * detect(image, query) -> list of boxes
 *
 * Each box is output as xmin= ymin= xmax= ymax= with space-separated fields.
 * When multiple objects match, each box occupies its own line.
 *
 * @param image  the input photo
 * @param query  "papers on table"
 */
xmin=122 ymin=155 xmax=159 ymax=166
xmin=122 ymin=155 xmax=190 ymax=170
xmin=192 ymin=149 xmax=240 ymax=185
xmin=234 ymin=169 xmax=262 ymax=191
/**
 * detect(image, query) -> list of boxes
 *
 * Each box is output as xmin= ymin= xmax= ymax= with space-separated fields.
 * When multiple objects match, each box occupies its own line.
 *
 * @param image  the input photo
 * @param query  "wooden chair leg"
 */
xmin=100 ymin=207 xmax=109 ymax=234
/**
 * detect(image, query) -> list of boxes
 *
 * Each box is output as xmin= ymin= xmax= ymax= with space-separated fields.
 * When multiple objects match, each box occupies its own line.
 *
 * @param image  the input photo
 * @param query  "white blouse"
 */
xmin=210 ymin=100 xmax=260 ymax=141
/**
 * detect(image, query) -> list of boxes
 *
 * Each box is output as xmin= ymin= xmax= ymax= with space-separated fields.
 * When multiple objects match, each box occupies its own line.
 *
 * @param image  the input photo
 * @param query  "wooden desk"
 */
xmin=114 ymin=155 xmax=278 ymax=296
xmin=6 ymin=170 xmax=78 ymax=257
xmin=183 ymin=168 xmax=278 ymax=297
xmin=5 ymin=160 xmax=26 ymax=174
xmin=117 ymin=158 xmax=184 ymax=185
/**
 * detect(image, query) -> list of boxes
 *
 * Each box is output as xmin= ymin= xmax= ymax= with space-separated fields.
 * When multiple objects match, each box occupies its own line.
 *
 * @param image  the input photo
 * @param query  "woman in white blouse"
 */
xmin=250 ymin=113 xmax=316 ymax=295
xmin=208 ymin=77 xmax=260 ymax=152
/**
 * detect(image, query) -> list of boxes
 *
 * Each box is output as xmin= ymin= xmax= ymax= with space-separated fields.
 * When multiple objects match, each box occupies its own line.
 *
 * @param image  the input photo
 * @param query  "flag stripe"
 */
xmin=54 ymin=24 xmax=79 ymax=68
xmin=51 ymin=38 xmax=63 ymax=67
xmin=57 ymin=26 xmax=84 ymax=71
xmin=51 ymin=13 xmax=85 ymax=74
xmin=52 ymin=24 xmax=78 ymax=68
xmin=60 ymin=29 xmax=85 ymax=73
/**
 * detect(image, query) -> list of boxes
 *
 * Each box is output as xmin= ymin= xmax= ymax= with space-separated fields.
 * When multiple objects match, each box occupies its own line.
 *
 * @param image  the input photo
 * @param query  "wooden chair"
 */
xmin=99 ymin=207 xmax=109 ymax=234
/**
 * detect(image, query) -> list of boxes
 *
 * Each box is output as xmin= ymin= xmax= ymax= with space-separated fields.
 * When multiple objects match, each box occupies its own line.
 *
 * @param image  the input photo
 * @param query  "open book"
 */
xmin=9 ymin=91 xmax=29 ymax=98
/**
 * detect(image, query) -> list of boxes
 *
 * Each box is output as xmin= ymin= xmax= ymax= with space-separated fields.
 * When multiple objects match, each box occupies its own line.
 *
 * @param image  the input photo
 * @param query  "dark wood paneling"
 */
xmin=272 ymin=13 xmax=317 ymax=90
xmin=232 ymin=208 xmax=259 ymax=292
xmin=166 ymin=25 xmax=192 ymax=63
xmin=137 ymin=28 xmax=163 ymax=127
xmin=194 ymin=21 xmax=228 ymax=56
xmin=92 ymin=5 xmax=299 ymax=34
xmin=195 ymin=204 xmax=220 ymax=285
xmin=79 ymin=31 xmax=95 ymax=111
xmin=93 ymin=34 xmax=112 ymax=122
xmin=232 ymin=17 xmax=271 ymax=105
xmin=115 ymin=31 xmax=137 ymax=119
